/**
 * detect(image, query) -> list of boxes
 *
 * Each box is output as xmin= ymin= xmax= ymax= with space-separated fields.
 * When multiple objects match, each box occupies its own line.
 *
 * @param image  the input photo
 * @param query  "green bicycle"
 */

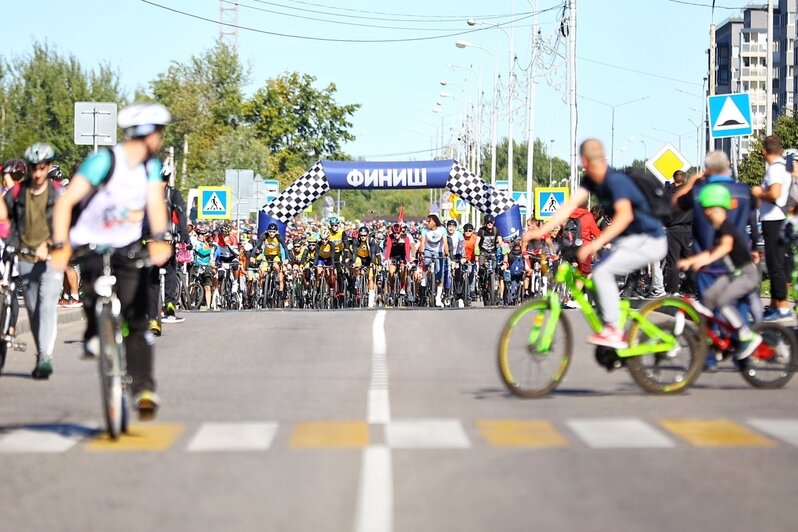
xmin=498 ymin=262 xmax=707 ymax=398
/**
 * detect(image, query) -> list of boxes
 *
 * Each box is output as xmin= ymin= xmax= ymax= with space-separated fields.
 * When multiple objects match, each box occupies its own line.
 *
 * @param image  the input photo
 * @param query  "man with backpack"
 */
xmin=523 ymin=139 xmax=667 ymax=349
xmin=560 ymin=201 xmax=600 ymax=275
xmin=751 ymin=135 xmax=794 ymax=322
xmin=6 ymin=143 xmax=64 ymax=378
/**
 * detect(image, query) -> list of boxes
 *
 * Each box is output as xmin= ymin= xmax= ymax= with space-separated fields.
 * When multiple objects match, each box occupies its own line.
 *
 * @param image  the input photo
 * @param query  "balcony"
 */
xmin=741 ymin=42 xmax=767 ymax=55
xmin=740 ymin=66 xmax=768 ymax=78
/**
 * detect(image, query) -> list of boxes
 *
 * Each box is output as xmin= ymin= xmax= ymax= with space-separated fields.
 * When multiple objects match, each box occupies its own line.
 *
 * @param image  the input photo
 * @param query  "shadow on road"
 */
xmin=0 ymin=422 xmax=99 ymax=438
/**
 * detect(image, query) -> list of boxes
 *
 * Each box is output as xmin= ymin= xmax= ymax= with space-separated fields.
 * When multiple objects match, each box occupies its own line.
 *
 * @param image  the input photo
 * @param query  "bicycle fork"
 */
xmin=527 ymin=293 xmax=563 ymax=353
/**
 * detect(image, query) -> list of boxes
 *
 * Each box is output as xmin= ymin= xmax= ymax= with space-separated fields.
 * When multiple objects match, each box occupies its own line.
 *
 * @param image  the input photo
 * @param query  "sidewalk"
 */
xmin=14 ymin=305 xmax=86 ymax=336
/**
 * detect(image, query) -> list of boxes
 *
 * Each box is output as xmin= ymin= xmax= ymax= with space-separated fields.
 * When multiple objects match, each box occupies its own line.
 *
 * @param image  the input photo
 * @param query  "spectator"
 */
xmin=665 ymin=170 xmax=693 ymax=295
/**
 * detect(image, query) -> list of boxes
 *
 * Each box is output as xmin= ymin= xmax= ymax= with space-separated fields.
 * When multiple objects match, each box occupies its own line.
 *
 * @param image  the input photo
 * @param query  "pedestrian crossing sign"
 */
xmin=708 ymin=93 xmax=753 ymax=139
xmin=198 ymin=186 xmax=232 ymax=220
xmin=535 ymin=187 xmax=568 ymax=220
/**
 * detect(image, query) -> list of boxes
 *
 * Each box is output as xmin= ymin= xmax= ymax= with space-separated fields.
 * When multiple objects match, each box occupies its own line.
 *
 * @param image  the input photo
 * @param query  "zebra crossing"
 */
xmin=0 ymin=417 xmax=797 ymax=454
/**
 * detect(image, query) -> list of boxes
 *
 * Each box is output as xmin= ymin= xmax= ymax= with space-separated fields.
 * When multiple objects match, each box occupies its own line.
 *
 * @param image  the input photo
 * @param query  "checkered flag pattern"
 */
xmin=264 ymin=162 xmax=329 ymax=221
xmin=446 ymin=162 xmax=515 ymax=216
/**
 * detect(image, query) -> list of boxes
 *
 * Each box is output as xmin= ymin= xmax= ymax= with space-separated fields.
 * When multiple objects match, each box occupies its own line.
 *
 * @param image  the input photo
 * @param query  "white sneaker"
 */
xmin=82 ymin=336 xmax=100 ymax=360
xmin=458 ymin=299 xmax=464 ymax=308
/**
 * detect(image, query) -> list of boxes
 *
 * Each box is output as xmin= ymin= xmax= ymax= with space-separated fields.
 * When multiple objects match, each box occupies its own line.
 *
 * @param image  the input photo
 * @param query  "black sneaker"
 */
xmin=32 ymin=357 xmax=53 ymax=380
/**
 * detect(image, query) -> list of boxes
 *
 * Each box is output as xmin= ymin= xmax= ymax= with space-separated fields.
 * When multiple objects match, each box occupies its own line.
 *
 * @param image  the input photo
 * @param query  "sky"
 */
xmin=3 ymin=0 xmax=747 ymax=172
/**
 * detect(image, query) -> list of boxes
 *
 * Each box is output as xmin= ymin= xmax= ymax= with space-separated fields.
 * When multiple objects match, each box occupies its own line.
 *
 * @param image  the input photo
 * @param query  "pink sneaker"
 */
xmin=587 ymin=325 xmax=628 ymax=349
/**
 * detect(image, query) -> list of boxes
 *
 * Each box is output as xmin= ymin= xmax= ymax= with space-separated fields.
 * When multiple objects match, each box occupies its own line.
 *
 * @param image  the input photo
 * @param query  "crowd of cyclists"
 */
xmin=2 ymin=96 xmax=796 ymax=419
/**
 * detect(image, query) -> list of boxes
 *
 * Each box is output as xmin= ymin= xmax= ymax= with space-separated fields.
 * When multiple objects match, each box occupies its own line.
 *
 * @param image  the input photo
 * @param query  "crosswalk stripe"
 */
xmin=567 ymin=419 xmax=675 ymax=448
xmin=477 ymin=420 xmax=569 ymax=447
xmin=187 ymin=422 xmax=278 ymax=452
xmin=0 ymin=424 xmax=96 ymax=453
xmin=385 ymin=419 xmax=470 ymax=449
xmin=289 ymin=421 xmax=369 ymax=448
xmin=660 ymin=419 xmax=775 ymax=447
xmin=84 ymin=423 xmax=185 ymax=452
xmin=746 ymin=419 xmax=798 ymax=447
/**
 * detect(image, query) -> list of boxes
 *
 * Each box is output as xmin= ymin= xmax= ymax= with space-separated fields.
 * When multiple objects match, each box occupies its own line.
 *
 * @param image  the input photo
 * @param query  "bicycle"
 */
xmin=0 ymin=246 xmax=25 ymax=374
xmin=479 ymin=256 xmax=499 ymax=307
xmin=73 ymin=246 xmax=144 ymax=439
xmin=498 ymin=261 xmax=707 ymax=398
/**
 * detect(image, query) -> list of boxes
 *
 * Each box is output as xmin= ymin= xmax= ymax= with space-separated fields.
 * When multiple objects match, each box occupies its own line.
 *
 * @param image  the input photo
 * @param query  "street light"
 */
xmin=549 ymin=139 xmax=555 ymax=185
xmin=578 ymin=95 xmax=650 ymax=167
xmin=456 ymin=39 xmax=499 ymax=186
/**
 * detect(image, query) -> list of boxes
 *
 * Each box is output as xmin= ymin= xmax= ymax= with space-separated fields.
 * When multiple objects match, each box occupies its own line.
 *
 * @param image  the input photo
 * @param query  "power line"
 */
xmin=667 ymin=0 xmax=746 ymax=10
xmin=579 ymin=56 xmax=703 ymax=86
xmin=227 ymin=0 xmax=521 ymax=31
xmin=281 ymin=0 xmax=530 ymax=20
xmin=141 ymin=0 xmax=536 ymax=43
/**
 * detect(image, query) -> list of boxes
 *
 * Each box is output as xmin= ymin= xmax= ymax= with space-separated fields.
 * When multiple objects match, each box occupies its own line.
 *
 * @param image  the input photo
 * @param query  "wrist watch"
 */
xmin=49 ymin=241 xmax=65 ymax=251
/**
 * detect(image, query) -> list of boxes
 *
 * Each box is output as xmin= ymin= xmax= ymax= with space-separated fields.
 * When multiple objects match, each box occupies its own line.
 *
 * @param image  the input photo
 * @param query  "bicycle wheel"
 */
xmin=0 ymin=294 xmax=8 ymax=375
xmin=98 ymin=302 xmax=125 ymax=439
xmin=626 ymin=297 xmax=706 ymax=394
xmin=498 ymin=299 xmax=573 ymax=398
xmin=739 ymin=322 xmax=797 ymax=389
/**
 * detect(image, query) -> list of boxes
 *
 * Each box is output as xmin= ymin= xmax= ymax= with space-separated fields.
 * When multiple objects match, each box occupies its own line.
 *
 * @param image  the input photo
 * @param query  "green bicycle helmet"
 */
xmin=698 ymin=183 xmax=731 ymax=210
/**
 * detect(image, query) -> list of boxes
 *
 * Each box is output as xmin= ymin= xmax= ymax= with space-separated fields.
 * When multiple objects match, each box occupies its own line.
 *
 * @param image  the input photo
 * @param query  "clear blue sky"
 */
xmin=4 ymin=0 xmax=745 ymax=169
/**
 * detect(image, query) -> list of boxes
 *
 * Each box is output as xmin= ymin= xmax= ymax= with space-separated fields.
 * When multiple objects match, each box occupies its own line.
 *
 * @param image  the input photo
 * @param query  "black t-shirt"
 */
xmin=715 ymin=219 xmax=752 ymax=269
xmin=477 ymin=226 xmax=499 ymax=253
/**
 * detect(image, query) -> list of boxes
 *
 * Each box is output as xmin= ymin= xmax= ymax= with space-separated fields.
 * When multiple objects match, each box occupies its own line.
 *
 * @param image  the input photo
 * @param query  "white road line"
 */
xmin=747 ymin=419 xmax=798 ymax=446
xmin=567 ymin=419 xmax=675 ymax=448
xmin=186 ymin=422 xmax=278 ymax=452
xmin=353 ymin=311 xmax=393 ymax=532
xmin=368 ymin=310 xmax=390 ymax=424
xmin=386 ymin=419 xmax=471 ymax=449
xmin=0 ymin=427 xmax=87 ymax=453
xmin=354 ymin=446 xmax=393 ymax=532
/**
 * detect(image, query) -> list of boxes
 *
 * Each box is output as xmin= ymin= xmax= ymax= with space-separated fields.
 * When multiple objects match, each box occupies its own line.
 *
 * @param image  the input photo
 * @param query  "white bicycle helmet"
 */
xmin=118 ymin=102 xmax=171 ymax=138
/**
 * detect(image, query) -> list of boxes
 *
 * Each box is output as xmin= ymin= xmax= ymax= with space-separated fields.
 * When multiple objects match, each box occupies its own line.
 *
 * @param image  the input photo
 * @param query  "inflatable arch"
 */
xmin=257 ymin=160 xmax=522 ymax=239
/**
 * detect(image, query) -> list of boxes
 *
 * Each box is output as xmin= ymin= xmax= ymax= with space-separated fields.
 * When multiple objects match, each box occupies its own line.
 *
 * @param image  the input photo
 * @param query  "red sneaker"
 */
xmin=587 ymin=325 xmax=628 ymax=349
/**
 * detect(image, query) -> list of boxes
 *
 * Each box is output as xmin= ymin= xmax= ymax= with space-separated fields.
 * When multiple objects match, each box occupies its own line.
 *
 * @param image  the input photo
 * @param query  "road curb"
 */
xmin=14 ymin=307 xmax=85 ymax=337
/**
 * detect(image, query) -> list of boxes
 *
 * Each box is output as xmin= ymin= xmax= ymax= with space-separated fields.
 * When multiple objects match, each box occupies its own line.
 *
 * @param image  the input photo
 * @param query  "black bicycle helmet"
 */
xmin=463 ymin=223 xmax=474 ymax=231
xmin=267 ymin=223 xmax=278 ymax=232
xmin=446 ymin=219 xmax=458 ymax=227
xmin=484 ymin=214 xmax=495 ymax=224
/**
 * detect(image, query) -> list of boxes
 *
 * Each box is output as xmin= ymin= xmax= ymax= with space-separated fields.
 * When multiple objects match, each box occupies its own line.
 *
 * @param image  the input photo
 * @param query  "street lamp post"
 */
xmin=456 ymin=40 xmax=498 ymax=186
xmin=579 ymin=95 xmax=649 ymax=166
xmin=549 ymin=139 xmax=555 ymax=185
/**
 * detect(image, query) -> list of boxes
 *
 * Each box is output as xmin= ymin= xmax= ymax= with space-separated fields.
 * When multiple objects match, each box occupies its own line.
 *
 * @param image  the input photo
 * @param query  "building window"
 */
xmin=719 ymin=69 xmax=729 ymax=85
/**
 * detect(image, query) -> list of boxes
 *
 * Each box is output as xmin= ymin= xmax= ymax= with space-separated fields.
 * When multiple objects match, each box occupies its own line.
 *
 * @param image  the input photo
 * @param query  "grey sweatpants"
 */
xmin=702 ymin=263 xmax=760 ymax=330
xmin=592 ymin=234 xmax=668 ymax=326
xmin=18 ymin=260 xmax=63 ymax=359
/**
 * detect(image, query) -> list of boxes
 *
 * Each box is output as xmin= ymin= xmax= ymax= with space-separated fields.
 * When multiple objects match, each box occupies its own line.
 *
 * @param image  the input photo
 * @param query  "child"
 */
xmin=678 ymin=184 xmax=762 ymax=360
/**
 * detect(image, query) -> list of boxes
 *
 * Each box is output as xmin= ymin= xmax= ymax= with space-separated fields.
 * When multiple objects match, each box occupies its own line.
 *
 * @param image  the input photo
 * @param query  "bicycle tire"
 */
xmin=98 ymin=302 xmax=124 ymax=440
xmin=626 ymin=297 xmax=707 ymax=395
xmin=0 ymin=294 xmax=8 ymax=375
xmin=498 ymin=299 xmax=573 ymax=398
xmin=739 ymin=322 xmax=797 ymax=389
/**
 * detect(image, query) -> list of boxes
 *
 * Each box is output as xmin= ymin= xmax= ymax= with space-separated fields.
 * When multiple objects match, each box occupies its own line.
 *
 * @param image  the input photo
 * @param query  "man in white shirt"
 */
xmin=752 ymin=134 xmax=793 ymax=322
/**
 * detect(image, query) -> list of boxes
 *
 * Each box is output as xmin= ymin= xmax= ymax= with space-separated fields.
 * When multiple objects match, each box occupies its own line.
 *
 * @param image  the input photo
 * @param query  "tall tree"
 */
xmin=738 ymin=113 xmax=798 ymax=186
xmin=479 ymin=138 xmax=569 ymax=189
xmin=244 ymin=72 xmax=360 ymax=184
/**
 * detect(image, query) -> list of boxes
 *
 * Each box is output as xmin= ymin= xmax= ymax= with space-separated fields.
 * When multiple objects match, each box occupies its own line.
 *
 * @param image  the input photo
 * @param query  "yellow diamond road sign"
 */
xmin=645 ymin=143 xmax=691 ymax=183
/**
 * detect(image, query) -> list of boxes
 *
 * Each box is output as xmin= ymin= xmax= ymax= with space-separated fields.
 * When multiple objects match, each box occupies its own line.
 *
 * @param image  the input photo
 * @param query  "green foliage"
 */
xmin=195 ymin=127 xmax=270 ymax=188
xmin=480 ymin=138 xmax=570 ymax=189
xmin=738 ymin=114 xmax=798 ymax=186
xmin=0 ymin=42 xmax=124 ymax=170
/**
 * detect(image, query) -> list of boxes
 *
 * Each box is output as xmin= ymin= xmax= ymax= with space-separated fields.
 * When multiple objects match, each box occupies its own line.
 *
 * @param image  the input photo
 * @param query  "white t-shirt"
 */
xmin=759 ymin=158 xmax=791 ymax=222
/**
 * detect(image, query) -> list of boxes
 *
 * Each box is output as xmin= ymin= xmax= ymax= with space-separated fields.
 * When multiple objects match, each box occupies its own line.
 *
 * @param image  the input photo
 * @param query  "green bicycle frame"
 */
xmin=528 ymin=263 xmax=700 ymax=357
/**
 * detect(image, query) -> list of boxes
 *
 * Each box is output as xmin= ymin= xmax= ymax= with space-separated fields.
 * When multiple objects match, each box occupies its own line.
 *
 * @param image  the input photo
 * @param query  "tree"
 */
xmin=244 ymin=72 xmax=360 ymax=184
xmin=479 ymin=138 xmax=569 ymax=189
xmin=0 ymin=42 xmax=124 ymax=170
xmin=738 ymin=113 xmax=798 ymax=186
xmin=144 ymin=41 xmax=248 ymax=188
xmin=197 ymin=127 xmax=270 ymax=188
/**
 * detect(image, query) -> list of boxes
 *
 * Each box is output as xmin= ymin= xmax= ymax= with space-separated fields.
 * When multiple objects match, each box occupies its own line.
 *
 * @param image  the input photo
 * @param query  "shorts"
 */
xmin=317 ymin=257 xmax=333 ymax=267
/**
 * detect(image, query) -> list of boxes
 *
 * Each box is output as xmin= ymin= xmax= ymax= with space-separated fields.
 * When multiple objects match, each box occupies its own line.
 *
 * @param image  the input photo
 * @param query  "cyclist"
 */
xmin=416 ymin=214 xmax=449 ymax=307
xmin=161 ymin=165 xmax=189 ymax=322
xmin=50 ymin=102 xmax=173 ymax=418
xmin=385 ymin=222 xmax=412 ymax=299
xmin=314 ymin=228 xmax=340 ymax=295
xmin=476 ymin=214 xmax=503 ymax=305
xmin=523 ymin=139 xmax=667 ymax=348
xmin=678 ymin=184 xmax=762 ymax=360
xmin=6 ymin=143 xmax=64 ymax=379
xmin=193 ymin=228 xmax=214 ymax=310
xmin=255 ymin=222 xmax=292 ymax=303
xmin=445 ymin=219 xmax=465 ymax=307
xmin=351 ymin=226 xmax=379 ymax=307
xmin=462 ymin=222 xmax=478 ymax=300
xmin=2 ymin=158 xmax=27 ymax=192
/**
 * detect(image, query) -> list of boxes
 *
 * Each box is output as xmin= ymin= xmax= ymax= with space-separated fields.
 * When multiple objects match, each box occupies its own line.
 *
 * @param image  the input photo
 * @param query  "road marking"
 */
xmin=661 ymin=419 xmax=775 ymax=447
xmin=187 ymin=422 xmax=278 ymax=452
xmin=747 ymin=419 xmax=798 ymax=446
xmin=477 ymin=420 xmax=569 ymax=448
xmin=354 ymin=446 xmax=393 ymax=532
xmin=369 ymin=310 xmax=390 ymax=424
xmin=385 ymin=419 xmax=471 ymax=449
xmin=0 ymin=424 xmax=96 ymax=453
xmin=289 ymin=421 xmax=369 ymax=448
xmin=567 ymin=419 xmax=675 ymax=448
xmin=85 ymin=423 xmax=185 ymax=452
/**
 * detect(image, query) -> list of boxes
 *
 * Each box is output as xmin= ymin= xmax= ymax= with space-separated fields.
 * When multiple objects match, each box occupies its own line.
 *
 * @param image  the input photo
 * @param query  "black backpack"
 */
xmin=628 ymin=168 xmax=672 ymax=221
xmin=561 ymin=216 xmax=582 ymax=249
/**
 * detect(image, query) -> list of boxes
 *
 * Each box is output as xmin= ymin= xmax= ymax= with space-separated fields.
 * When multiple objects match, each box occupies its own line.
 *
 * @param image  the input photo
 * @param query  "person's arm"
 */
xmin=522 ymin=187 xmax=589 ymax=246
xmin=50 ymin=175 xmax=95 ymax=270
xmin=417 ymin=235 xmax=426 ymax=258
xmin=672 ymin=171 xmax=704 ymax=209
xmin=679 ymin=234 xmax=734 ymax=271
xmin=752 ymin=182 xmax=782 ymax=203
xmin=146 ymin=180 xmax=171 ymax=266
xmin=278 ymin=235 xmax=293 ymax=262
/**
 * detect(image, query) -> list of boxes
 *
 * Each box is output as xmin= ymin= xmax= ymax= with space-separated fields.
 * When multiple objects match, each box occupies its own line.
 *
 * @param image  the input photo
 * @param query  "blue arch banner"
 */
xmin=257 ymin=160 xmax=522 ymax=240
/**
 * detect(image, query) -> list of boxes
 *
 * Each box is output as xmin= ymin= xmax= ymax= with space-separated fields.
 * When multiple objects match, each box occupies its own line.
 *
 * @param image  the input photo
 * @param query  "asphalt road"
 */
xmin=0 ymin=307 xmax=796 ymax=532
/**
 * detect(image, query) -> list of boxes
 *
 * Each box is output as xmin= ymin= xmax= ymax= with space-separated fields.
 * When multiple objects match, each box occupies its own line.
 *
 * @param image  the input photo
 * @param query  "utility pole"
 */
xmin=567 ymin=0 xmax=578 ymax=193
xmin=766 ymin=0 xmax=774 ymax=135
xmin=525 ymin=2 xmax=539 ymax=218
xmin=507 ymin=0 xmax=516 ymax=191
xmin=708 ymin=1 xmax=717 ymax=153
xmin=181 ymin=134 xmax=189 ymax=190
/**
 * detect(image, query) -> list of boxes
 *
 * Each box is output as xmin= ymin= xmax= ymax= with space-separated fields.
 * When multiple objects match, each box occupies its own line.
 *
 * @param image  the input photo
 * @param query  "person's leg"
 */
xmin=36 ymin=263 xmax=64 ymax=359
xmin=115 ymin=262 xmax=156 ymax=396
xmin=650 ymin=259 xmax=664 ymax=295
xmin=17 ymin=261 xmax=42 ymax=355
xmin=147 ymin=266 xmax=161 ymax=331
xmin=164 ymin=255 xmax=178 ymax=308
xmin=65 ymin=266 xmax=80 ymax=302
xmin=762 ymin=220 xmax=789 ymax=309
xmin=591 ymin=235 xmax=668 ymax=328
xmin=665 ymin=230 xmax=680 ymax=293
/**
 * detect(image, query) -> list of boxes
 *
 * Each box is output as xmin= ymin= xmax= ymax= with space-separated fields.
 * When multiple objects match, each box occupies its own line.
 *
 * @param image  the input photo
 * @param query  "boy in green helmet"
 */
xmin=678 ymin=183 xmax=762 ymax=361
